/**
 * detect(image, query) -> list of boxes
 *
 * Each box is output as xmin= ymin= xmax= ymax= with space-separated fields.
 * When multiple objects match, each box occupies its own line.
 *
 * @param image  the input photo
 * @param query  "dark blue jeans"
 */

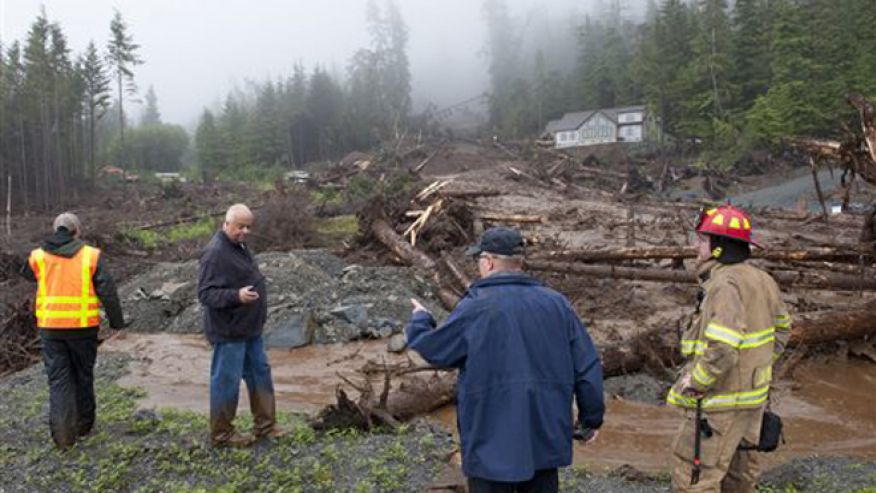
xmin=209 ymin=335 xmax=276 ymax=442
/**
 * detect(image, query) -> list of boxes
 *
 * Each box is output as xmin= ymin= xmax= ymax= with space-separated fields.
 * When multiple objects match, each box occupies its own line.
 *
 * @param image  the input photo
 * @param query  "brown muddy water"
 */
xmin=103 ymin=333 xmax=876 ymax=473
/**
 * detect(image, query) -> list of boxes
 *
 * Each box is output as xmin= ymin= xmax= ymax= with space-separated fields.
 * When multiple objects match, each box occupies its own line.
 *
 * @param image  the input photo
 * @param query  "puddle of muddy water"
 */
xmin=103 ymin=333 xmax=422 ymax=414
xmin=103 ymin=334 xmax=876 ymax=472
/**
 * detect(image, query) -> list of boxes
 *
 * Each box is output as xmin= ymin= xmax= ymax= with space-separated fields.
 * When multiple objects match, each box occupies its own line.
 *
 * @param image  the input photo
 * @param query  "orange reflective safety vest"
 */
xmin=28 ymin=245 xmax=101 ymax=329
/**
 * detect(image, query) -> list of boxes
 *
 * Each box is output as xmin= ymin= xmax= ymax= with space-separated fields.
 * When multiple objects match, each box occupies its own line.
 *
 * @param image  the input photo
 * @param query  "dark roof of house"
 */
xmin=545 ymin=105 xmax=646 ymax=133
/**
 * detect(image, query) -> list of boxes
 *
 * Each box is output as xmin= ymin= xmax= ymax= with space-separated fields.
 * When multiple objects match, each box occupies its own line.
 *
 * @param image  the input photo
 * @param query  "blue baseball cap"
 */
xmin=464 ymin=227 xmax=525 ymax=256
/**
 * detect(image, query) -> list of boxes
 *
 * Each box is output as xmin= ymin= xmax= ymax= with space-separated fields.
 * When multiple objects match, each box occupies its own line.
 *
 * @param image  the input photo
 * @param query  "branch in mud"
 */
xmin=312 ymin=358 xmax=456 ymax=431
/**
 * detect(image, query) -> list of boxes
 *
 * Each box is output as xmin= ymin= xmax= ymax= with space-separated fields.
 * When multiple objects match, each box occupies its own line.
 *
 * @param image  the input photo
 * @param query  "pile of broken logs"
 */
xmin=325 ymin=173 xmax=876 ymax=431
xmin=0 ymin=300 xmax=39 ymax=378
xmin=791 ymin=92 xmax=876 ymax=216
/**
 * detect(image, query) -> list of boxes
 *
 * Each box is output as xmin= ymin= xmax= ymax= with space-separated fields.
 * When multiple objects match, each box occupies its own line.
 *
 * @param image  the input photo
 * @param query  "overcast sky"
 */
xmin=1 ymin=0 xmax=624 ymax=128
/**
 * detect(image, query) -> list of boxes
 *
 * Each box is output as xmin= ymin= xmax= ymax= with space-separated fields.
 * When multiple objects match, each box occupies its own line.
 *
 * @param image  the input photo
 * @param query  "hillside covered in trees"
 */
xmin=0 ymin=9 xmax=190 ymax=210
xmin=193 ymin=0 xmax=416 ymax=181
xmin=3 ymin=0 xmax=876 ymax=211
xmin=484 ymin=0 xmax=876 ymax=168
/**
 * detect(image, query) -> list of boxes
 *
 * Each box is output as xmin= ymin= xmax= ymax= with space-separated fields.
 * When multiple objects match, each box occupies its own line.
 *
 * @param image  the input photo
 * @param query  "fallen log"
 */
xmin=412 ymin=143 xmax=445 ymax=174
xmin=437 ymin=288 xmax=461 ymax=311
xmin=385 ymin=373 xmax=457 ymax=420
xmin=478 ymin=212 xmax=547 ymax=224
xmin=526 ymin=259 xmax=876 ymax=291
xmin=442 ymin=257 xmax=472 ymax=290
xmin=536 ymin=246 xmax=872 ymax=264
xmin=578 ymin=165 xmax=627 ymax=179
xmin=790 ymin=299 xmax=876 ymax=346
xmin=370 ymin=218 xmax=436 ymax=271
xmin=439 ymin=189 xmax=502 ymax=199
xmin=595 ymin=299 xmax=876 ymax=376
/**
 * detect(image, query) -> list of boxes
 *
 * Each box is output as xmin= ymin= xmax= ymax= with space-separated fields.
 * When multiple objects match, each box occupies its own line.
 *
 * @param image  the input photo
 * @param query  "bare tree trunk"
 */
xmin=118 ymin=74 xmax=126 ymax=150
xmin=89 ymin=108 xmax=96 ymax=186
xmin=709 ymin=27 xmax=723 ymax=117
xmin=370 ymin=218 xmax=436 ymax=271
xmin=41 ymin=99 xmax=51 ymax=210
xmin=810 ymin=157 xmax=829 ymax=222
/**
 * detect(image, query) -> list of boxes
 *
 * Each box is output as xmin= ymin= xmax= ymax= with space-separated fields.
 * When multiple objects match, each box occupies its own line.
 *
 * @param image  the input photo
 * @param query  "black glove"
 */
xmin=573 ymin=424 xmax=597 ymax=442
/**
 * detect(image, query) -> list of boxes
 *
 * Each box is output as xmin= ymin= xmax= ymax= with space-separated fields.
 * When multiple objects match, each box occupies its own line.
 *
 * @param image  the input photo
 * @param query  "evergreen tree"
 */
xmin=219 ymin=95 xmax=246 ymax=169
xmin=678 ymin=0 xmax=736 ymax=140
xmin=379 ymin=0 xmax=411 ymax=138
xmin=847 ymin=0 xmax=876 ymax=97
xmin=79 ymin=40 xmax=111 ymax=183
xmin=745 ymin=0 xmax=819 ymax=141
xmin=307 ymin=68 xmax=344 ymax=160
xmin=731 ymin=0 xmax=773 ymax=108
xmin=247 ymin=81 xmax=284 ymax=167
xmin=348 ymin=47 xmax=384 ymax=148
xmin=283 ymin=64 xmax=309 ymax=166
xmin=482 ymin=0 xmax=524 ymax=134
xmin=195 ymin=110 xmax=223 ymax=181
xmin=652 ymin=0 xmax=694 ymax=138
xmin=106 ymin=10 xmax=142 ymax=152
xmin=22 ymin=10 xmax=55 ymax=208
xmin=141 ymin=85 xmax=161 ymax=125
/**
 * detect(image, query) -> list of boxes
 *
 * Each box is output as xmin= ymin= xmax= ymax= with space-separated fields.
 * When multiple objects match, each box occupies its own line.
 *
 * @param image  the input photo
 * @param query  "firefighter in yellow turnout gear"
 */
xmin=669 ymin=205 xmax=791 ymax=492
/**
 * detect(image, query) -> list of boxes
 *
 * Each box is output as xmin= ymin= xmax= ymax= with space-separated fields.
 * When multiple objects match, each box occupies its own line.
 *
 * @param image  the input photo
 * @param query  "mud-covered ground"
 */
xmin=2 ymin=356 xmax=874 ymax=492
xmin=0 ymin=354 xmax=454 ymax=493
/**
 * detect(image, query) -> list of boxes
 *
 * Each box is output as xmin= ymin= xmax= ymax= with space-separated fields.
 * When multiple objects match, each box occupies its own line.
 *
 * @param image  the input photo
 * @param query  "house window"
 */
xmin=618 ymin=112 xmax=643 ymax=124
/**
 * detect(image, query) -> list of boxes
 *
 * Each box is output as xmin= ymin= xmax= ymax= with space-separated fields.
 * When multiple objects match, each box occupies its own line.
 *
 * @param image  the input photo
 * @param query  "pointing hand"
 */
xmin=410 ymin=298 xmax=429 ymax=314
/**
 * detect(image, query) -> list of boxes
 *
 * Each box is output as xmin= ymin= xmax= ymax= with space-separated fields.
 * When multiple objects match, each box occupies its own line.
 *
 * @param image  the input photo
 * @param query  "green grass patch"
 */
xmin=217 ymin=164 xmax=285 ymax=186
xmin=119 ymin=216 xmax=216 ymax=250
xmin=315 ymin=214 xmax=359 ymax=242
xmin=0 ymin=357 xmax=453 ymax=492
xmin=311 ymin=187 xmax=343 ymax=207
xmin=166 ymin=216 xmax=216 ymax=243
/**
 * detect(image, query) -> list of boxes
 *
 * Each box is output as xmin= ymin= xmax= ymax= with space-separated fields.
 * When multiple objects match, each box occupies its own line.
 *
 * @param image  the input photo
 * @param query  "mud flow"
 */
xmin=104 ymin=334 xmax=421 ymax=413
xmin=104 ymin=333 xmax=876 ymax=472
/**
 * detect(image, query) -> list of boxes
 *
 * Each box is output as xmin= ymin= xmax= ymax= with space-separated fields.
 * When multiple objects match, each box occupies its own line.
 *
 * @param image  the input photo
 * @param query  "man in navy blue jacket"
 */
xmin=198 ymin=204 xmax=283 ymax=447
xmin=406 ymin=227 xmax=604 ymax=493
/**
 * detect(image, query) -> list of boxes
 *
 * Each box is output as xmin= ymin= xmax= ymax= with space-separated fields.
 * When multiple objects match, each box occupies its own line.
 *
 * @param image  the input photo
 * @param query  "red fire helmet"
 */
xmin=695 ymin=205 xmax=761 ymax=248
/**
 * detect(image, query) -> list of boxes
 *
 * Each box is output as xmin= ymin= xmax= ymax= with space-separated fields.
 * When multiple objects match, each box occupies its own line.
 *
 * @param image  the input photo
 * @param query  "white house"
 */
xmin=543 ymin=105 xmax=656 ymax=149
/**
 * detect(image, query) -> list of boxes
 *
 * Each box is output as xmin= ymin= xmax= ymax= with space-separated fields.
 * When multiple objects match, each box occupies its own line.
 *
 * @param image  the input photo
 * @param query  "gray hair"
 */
xmin=484 ymin=252 xmax=525 ymax=270
xmin=53 ymin=212 xmax=81 ymax=234
xmin=225 ymin=203 xmax=253 ymax=223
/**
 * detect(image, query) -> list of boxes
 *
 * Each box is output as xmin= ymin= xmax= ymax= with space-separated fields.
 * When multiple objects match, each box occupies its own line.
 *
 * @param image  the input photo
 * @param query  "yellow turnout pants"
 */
xmin=671 ymin=408 xmax=761 ymax=493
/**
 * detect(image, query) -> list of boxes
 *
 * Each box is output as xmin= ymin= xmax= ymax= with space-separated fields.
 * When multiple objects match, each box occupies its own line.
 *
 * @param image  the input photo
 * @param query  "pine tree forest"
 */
xmin=3 ymin=0 xmax=876 ymax=210
xmin=484 ymin=0 xmax=876 ymax=168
